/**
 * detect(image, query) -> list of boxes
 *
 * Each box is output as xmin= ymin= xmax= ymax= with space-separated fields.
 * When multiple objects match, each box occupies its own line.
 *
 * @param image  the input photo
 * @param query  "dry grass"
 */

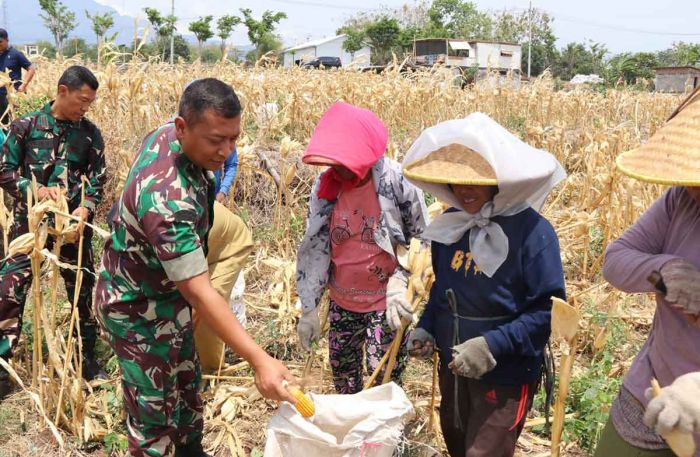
xmin=0 ymin=57 xmax=684 ymax=456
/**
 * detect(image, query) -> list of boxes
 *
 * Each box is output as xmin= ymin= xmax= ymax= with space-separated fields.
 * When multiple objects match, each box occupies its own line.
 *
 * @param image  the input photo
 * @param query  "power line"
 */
xmin=553 ymin=14 xmax=700 ymax=37
xmin=268 ymin=0 xmax=379 ymax=11
xmin=505 ymin=6 xmax=700 ymax=38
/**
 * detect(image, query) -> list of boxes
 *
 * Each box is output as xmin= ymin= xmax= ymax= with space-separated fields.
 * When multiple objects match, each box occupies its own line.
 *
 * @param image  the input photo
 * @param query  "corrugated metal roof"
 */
xmin=414 ymin=38 xmax=520 ymax=47
xmin=448 ymin=41 xmax=471 ymax=50
xmin=283 ymin=34 xmax=347 ymax=53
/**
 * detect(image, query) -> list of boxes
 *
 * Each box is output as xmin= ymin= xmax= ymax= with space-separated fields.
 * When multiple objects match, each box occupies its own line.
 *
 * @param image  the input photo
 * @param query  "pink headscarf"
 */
xmin=303 ymin=101 xmax=388 ymax=201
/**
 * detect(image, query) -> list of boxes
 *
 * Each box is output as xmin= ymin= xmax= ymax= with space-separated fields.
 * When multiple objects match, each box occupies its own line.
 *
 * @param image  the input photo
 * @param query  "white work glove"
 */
xmin=386 ymin=270 xmax=413 ymax=331
xmin=660 ymin=259 xmax=700 ymax=315
xmin=644 ymin=372 xmax=700 ymax=435
xmin=449 ymin=336 xmax=497 ymax=379
xmin=407 ymin=328 xmax=435 ymax=358
xmin=297 ymin=308 xmax=320 ymax=352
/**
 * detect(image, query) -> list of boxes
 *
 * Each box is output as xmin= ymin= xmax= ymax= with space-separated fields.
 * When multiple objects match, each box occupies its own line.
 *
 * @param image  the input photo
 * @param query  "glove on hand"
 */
xmin=386 ymin=270 xmax=413 ymax=331
xmin=660 ymin=259 xmax=700 ymax=315
xmin=297 ymin=308 xmax=320 ymax=352
xmin=407 ymin=327 xmax=435 ymax=358
xmin=449 ymin=336 xmax=497 ymax=379
xmin=644 ymin=372 xmax=700 ymax=435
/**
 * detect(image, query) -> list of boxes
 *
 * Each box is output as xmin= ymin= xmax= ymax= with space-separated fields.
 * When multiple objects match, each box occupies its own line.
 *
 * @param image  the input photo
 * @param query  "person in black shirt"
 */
xmin=0 ymin=29 xmax=36 ymax=127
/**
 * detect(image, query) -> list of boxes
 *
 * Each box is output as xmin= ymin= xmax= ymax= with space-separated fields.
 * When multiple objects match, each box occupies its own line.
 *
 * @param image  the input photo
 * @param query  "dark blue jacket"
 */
xmin=0 ymin=47 xmax=31 ymax=94
xmin=418 ymin=208 xmax=565 ymax=385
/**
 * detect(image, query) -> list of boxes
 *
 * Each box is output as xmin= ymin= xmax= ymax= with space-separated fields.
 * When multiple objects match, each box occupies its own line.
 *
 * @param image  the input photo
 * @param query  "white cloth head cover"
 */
xmin=402 ymin=113 xmax=566 ymax=277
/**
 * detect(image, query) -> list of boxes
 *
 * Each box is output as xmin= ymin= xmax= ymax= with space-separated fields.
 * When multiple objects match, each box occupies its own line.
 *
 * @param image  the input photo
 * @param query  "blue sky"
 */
xmin=95 ymin=0 xmax=700 ymax=53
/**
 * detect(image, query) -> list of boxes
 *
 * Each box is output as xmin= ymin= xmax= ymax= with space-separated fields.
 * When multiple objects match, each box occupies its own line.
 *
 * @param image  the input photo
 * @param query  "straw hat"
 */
xmin=617 ymin=87 xmax=700 ymax=186
xmin=403 ymin=143 xmax=498 ymax=185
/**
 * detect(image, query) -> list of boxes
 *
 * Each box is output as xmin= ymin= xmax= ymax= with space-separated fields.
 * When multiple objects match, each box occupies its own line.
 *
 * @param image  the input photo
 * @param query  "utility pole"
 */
xmin=527 ymin=0 xmax=532 ymax=78
xmin=2 ymin=0 xmax=7 ymax=29
xmin=169 ymin=0 xmax=175 ymax=65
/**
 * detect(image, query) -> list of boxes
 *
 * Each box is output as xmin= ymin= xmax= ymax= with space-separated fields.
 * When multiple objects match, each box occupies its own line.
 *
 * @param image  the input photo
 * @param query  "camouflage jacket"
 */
xmin=95 ymin=122 xmax=215 ymax=343
xmin=296 ymin=157 xmax=429 ymax=314
xmin=0 ymin=102 xmax=106 ymax=219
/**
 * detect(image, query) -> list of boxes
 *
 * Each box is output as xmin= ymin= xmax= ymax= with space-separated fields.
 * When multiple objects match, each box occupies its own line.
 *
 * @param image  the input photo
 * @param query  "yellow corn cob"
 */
xmin=284 ymin=382 xmax=315 ymax=417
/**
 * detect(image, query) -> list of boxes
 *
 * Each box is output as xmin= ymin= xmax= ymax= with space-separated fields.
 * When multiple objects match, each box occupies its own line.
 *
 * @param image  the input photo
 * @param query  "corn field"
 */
xmin=0 ymin=57 xmax=684 ymax=456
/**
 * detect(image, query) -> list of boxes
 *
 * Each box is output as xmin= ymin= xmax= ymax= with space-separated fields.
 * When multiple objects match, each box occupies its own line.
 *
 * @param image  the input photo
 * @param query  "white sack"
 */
xmin=264 ymin=382 xmax=415 ymax=457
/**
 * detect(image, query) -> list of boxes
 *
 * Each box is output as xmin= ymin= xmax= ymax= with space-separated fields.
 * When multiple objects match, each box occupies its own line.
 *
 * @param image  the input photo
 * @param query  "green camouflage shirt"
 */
xmin=95 ymin=123 xmax=215 ymax=343
xmin=0 ymin=102 xmax=106 ymax=218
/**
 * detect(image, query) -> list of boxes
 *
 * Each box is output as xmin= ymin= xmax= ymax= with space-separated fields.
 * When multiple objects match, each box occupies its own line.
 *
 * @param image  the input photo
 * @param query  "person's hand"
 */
xmin=660 ymin=259 xmax=700 ymax=315
xmin=449 ymin=336 xmax=496 ymax=378
xmin=386 ymin=271 xmax=413 ymax=330
xmin=251 ymin=355 xmax=298 ymax=403
xmin=71 ymin=206 xmax=90 ymax=233
xmin=216 ymin=192 xmax=227 ymax=204
xmin=644 ymin=372 xmax=700 ymax=435
xmin=407 ymin=327 xmax=435 ymax=358
xmin=297 ymin=308 xmax=320 ymax=351
xmin=684 ymin=313 xmax=700 ymax=327
xmin=36 ymin=186 xmax=62 ymax=201
xmin=17 ymin=84 xmax=27 ymax=93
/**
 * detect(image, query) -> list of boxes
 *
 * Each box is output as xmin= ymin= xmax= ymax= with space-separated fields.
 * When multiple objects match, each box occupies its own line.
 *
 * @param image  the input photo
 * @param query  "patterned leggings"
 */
xmin=328 ymin=301 xmax=408 ymax=394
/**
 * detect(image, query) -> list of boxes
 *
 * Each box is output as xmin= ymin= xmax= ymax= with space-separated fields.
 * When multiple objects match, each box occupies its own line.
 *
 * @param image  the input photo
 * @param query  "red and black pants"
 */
xmin=438 ymin=361 xmax=536 ymax=457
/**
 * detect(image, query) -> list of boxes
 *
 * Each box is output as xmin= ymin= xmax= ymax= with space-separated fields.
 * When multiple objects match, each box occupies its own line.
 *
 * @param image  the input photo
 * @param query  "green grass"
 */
xmin=564 ymin=305 xmax=636 ymax=452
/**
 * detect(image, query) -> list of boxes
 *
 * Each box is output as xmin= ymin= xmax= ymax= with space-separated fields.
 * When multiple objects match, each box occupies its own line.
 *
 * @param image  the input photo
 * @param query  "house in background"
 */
xmin=282 ymin=34 xmax=371 ymax=68
xmin=655 ymin=66 xmax=700 ymax=93
xmin=412 ymin=38 xmax=522 ymax=83
xmin=22 ymin=44 xmax=40 ymax=57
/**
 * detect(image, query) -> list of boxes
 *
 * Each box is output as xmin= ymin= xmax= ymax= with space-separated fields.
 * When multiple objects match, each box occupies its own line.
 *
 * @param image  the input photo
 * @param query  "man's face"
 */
xmin=56 ymin=84 xmax=97 ymax=121
xmin=175 ymin=109 xmax=241 ymax=171
xmin=0 ymin=39 xmax=8 ymax=53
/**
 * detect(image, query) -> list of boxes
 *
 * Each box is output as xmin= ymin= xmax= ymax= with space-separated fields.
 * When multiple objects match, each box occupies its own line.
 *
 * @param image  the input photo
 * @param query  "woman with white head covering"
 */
xmin=403 ymin=113 xmax=566 ymax=457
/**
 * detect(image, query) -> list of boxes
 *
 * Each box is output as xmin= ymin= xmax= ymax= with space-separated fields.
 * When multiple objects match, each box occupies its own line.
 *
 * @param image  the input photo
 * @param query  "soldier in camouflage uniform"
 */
xmin=0 ymin=66 xmax=107 ymax=399
xmin=95 ymin=78 xmax=296 ymax=457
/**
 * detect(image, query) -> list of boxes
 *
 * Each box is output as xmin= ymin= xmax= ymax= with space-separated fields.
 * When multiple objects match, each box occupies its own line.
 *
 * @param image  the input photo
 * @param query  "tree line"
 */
xmin=35 ymin=0 xmax=700 ymax=85
xmin=338 ymin=0 xmax=700 ymax=85
xmin=35 ymin=0 xmax=287 ymax=64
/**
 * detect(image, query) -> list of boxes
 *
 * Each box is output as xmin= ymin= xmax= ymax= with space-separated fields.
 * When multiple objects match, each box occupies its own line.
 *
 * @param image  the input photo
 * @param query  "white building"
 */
xmin=22 ymin=44 xmax=39 ymax=57
xmin=282 ymin=34 xmax=371 ymax=68
xmin=413 ymin=39 xmax=522 ymax=75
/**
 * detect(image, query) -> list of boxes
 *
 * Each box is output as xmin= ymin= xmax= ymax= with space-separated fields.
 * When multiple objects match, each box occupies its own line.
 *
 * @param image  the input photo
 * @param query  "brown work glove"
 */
xmin=660 ymin=259 xmax=700 ymax=315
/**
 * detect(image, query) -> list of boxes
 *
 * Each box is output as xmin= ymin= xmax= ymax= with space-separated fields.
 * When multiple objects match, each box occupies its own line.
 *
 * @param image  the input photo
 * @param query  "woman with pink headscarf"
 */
xmin=295 ymin=101 xmax=428 ymax=393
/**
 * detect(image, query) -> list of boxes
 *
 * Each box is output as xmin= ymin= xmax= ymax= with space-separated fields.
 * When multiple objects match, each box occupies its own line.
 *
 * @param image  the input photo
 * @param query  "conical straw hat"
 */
xmin=617 ymin=87 xmax=700 ymax=185
xmin=403 ymin=143 xmax=497 ymax=185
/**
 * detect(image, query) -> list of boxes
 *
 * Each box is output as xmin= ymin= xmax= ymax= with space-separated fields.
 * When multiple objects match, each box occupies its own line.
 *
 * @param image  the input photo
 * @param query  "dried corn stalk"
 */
xmin=365 ymin=238 xmax=435 ymax=388
xmin=550 ymin=297 xmax=581 ymax=457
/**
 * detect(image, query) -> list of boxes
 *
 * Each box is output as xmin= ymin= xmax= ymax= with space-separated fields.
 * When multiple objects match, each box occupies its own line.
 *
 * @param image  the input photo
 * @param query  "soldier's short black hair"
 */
xmin=178 ymin=78 xmax=241 ymax=125
xmin=0 ymin=29 xmax=7 ymax=40
xmin=58 ymin=65 xmax=99 ymax=91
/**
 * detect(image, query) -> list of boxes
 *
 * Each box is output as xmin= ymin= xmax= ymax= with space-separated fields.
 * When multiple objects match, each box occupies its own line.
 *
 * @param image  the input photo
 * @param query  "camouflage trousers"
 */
xmin=0 ymin=219 xmax=96 ymax=358
xmin=100 ymin=325 xmax=203 ymax=457
xmin=328 ymin=301 xmax=409 ymax=394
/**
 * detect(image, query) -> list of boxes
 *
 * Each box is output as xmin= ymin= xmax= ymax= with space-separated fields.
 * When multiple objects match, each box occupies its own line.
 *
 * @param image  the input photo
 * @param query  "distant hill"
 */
xmin=8 ymin=0 xmax=137 ymax=46
xmin=7 ymin=0 xmax=254 ymax=56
